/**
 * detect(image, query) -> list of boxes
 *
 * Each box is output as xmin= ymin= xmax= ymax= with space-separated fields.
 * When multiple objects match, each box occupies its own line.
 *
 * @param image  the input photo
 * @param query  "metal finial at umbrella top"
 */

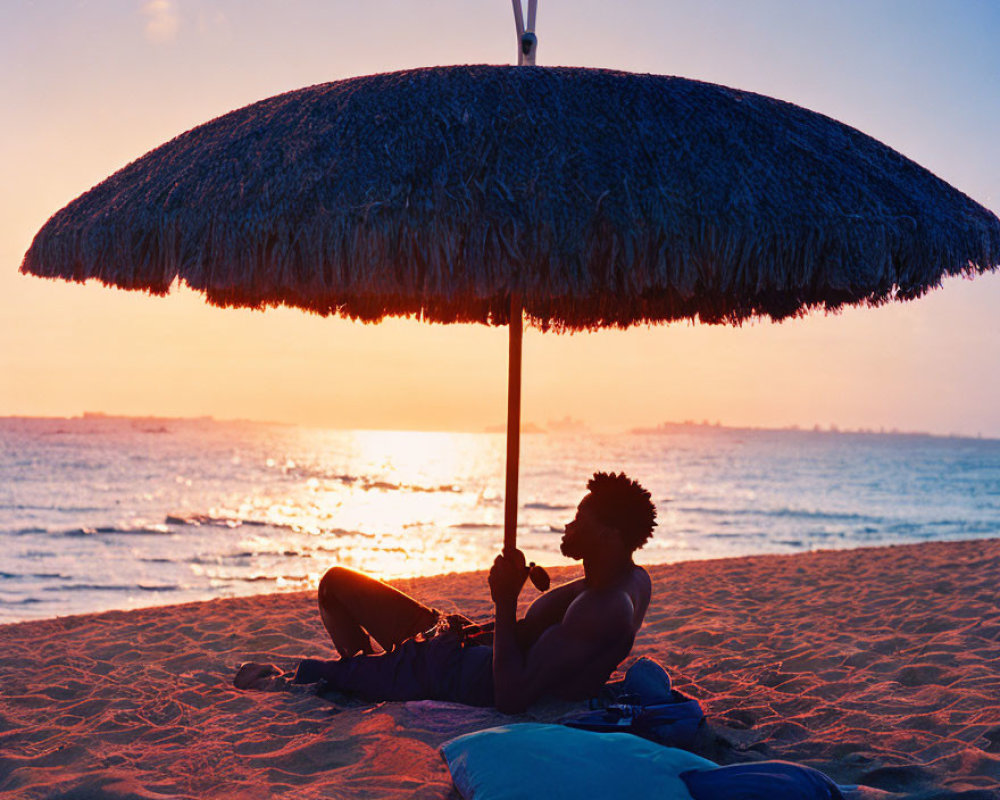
xmin=19 ymin=2 xmax=1000 ymax=561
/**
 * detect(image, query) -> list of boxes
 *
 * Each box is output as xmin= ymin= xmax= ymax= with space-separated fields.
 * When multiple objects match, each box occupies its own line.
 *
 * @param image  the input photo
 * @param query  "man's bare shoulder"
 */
xmin=627 ymin=565 xmax=652 ymax=624
xmin=630 ymin=565 xmax=652 ymax=601
xmin=568 ymin=565 xmax=651 ymax=630
xmin=564 ymin=583 xmax=637 ymax=633
xmin=580 ymin=565 xmax=650 ymax=603
xmin=566 ymin=585 xmax=634 ymax=622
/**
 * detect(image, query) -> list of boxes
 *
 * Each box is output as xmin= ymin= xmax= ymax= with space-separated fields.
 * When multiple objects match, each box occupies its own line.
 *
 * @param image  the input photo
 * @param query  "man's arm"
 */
xmin=490 ymin=550 xmax=633 ymax=713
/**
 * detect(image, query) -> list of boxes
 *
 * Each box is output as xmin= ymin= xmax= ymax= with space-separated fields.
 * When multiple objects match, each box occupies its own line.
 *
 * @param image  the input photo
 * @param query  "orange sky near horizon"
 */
xmin=2 ymin=1 xmax=998 ymax=437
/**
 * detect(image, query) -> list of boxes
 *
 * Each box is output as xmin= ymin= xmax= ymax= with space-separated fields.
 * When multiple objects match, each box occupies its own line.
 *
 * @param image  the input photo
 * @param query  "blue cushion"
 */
xmin=681 ymin=761 xmax=844 ymax=800
xmin=441 ymin=722 xmax=717 ymax=800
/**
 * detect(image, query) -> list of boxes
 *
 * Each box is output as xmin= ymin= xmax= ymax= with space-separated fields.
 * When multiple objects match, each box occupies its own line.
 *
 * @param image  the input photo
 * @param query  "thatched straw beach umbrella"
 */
xmin=20 ymin=5 xmax=1000 ymax=571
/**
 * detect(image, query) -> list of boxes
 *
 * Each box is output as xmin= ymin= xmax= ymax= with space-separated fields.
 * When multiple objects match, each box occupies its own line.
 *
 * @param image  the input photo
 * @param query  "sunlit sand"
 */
xmin=2 ymin=538 xmax=998 ymax=798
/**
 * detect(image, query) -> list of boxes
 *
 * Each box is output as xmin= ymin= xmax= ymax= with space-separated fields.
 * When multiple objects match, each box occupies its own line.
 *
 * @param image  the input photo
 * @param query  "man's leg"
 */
xmin=318 ymin=566 xmax=439 ymax=657
xmin=295 ymin=635 xmax=493 ymax=705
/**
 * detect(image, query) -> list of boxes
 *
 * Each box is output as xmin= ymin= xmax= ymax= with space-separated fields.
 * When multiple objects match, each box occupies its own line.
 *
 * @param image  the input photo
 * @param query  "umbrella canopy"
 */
xmin=21 ymin=65 xmax=1000 ymax=329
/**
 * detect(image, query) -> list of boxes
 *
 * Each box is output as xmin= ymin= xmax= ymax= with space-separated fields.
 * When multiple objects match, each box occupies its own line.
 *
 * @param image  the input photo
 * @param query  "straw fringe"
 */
xmin=21 ymin=66 xmax=1000 ymax=331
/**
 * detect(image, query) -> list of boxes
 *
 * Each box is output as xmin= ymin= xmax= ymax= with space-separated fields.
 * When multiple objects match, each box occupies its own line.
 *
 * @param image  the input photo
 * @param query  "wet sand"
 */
xmin=2 ymin=538 xmax=999 ymax=799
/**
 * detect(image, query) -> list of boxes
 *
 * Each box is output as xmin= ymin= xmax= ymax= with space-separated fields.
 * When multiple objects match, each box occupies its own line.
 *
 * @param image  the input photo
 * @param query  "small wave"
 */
xmin=53 ymin=525 xmax=173 ymax=538
xmin=43 ymin=583 xmax=139 ymax=592
xmin=0 ymin=571 xmax=78 ymax=580
xmin=925 ymin=522 xmax=1000 ymax=536
xmin=248 ymin=549 xmax=303 ymax=558
xmin=885 ymin=521 xmax=920 ymax=533
xmin=449 ymin=522 xmax=501 ymax=530
xmin=361 ymin=480 xmax=461 ymax=494
xmin=923 ymin=519 xmax=1000 ymax=533
xmin=676 ymin=506 xmax=884 ymax=524
xmin=227 ymin=574 xmax=311 ymax=586
xmin=39 ymin=582 xmax=180 ymax=593
xmin=188 ymin=552 xmax=251 ymax=564
xmin=166 ymin=513 xmax=241 ymax=528
xmin=107 ymin=526 xmax=173 ymax=536
xmin=0 ymin=596 xmax=44 ymax=605
xmin=285 ymin=466 xmax=462 ymax=495
xmin=523 ymin=502 xmax=571 ymax=510
xmin=674 ymin=506 xmax=736 ymax=517
xmin=164 ymin=513 xmax=301 ymax=534
xmin=405 ymin=482 xmax=462 ymax=494
xmin=187 ymin=548 xmax=303 ymax=565
xmin=0 ymin=504 xmax=108 ymax=513
xmin=884 ymin=519 xmax=1000 ymax=539
xmin=61 ymin=528 xmax=97 ymax=537
xmin=317 ymin=527 xmax=372 ymax=538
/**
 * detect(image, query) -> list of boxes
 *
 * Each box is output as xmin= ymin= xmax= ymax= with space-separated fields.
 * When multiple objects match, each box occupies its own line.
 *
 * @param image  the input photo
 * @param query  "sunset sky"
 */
xmin=2 ymin=1 xmax=998 ymax=436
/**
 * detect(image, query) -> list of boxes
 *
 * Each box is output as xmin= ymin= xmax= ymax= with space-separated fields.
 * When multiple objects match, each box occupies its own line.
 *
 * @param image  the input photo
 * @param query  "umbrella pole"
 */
xmin=503 ymin=0 xmax=535 ymax=557
xmin=503 ymin=293 xmax=523 ymax=553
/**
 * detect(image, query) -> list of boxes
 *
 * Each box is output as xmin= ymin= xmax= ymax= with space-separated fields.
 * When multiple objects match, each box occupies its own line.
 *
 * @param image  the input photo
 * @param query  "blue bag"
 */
xmin=563 ymin=657 xmax=705 ymax=749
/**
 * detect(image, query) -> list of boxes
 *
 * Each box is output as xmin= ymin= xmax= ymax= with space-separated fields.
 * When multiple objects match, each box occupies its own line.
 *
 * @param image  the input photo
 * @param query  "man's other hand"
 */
xmin=489 ymin=548 xmax=528 ymax=608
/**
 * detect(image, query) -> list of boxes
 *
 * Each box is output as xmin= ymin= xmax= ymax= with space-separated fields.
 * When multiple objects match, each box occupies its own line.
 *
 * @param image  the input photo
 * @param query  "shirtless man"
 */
xmin=285 ymin=472 xmax=655 ymax=713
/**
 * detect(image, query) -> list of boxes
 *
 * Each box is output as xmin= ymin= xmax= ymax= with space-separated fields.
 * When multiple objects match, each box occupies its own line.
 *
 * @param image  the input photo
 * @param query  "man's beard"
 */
xmin=560 ymin=536 xmax=582 ymax=559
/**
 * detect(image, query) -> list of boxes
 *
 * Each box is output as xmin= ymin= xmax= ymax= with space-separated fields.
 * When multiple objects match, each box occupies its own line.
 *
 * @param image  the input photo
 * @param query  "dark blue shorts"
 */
xmin=294 ymin=632 xmax=495 ymax=707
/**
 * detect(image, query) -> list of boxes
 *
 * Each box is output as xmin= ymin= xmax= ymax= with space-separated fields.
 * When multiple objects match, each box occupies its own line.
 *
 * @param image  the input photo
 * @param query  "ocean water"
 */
xmin=1 ymin=416 xmax=998 ymax=623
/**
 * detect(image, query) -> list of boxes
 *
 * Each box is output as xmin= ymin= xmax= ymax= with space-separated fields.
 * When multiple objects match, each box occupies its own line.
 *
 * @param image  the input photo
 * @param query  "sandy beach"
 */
xmin=2 ymin=538 xmax=999 ymax=799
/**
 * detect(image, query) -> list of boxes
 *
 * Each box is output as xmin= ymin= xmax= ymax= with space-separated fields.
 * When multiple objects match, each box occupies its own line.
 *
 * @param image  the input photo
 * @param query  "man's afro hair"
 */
xmin=586 ymin=472 xmax=657 ymax=552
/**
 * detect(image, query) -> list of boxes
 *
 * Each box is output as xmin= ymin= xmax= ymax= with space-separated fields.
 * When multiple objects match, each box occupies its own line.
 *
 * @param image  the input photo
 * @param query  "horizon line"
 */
xmin=1 ymin=412 xmax=996 ymax=444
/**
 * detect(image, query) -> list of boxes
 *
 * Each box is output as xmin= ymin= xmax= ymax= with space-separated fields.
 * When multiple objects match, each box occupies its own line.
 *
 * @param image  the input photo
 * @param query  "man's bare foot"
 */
xmin=234 ymin=662 xmax=290 ymax=691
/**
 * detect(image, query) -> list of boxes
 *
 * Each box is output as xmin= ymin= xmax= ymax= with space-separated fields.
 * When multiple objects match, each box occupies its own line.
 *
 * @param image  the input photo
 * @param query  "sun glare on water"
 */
xmin=229 ymin=429 xmax=508 ymax=584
